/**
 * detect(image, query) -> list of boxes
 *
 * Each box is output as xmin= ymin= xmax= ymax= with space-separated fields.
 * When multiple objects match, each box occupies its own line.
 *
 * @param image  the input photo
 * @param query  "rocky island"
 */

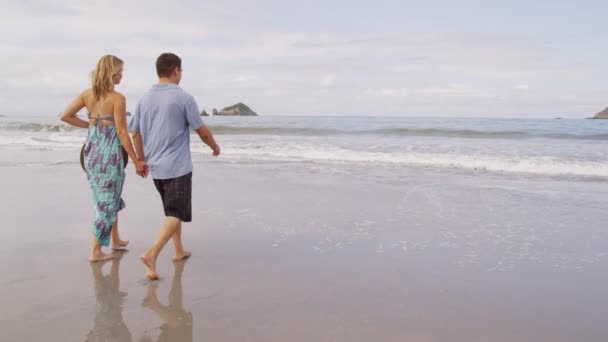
xmin=201 ymin=103 xmax=258 ymax=116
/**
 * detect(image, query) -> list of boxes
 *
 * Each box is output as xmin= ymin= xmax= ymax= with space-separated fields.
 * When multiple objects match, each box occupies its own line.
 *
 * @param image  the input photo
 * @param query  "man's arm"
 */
xmin=195 ymin=125 xmax=220 ymax=156
xmin=184 ymin=95 xmax=220 ymax=156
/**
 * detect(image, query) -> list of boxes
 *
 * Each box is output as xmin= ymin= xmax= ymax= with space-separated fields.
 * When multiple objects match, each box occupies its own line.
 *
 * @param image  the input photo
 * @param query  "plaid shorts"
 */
xmin=153 ymin=172 xmax=192 ymax=222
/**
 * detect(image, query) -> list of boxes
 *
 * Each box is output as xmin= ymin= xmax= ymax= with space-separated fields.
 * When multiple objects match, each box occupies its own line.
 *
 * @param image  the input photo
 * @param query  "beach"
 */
xmin=1 ymin=116 xmax=608 ymax=341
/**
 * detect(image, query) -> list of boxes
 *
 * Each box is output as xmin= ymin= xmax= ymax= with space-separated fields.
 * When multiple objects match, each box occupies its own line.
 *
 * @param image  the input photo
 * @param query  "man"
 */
xmin=130 ymin=52 xmax=220 ymax=280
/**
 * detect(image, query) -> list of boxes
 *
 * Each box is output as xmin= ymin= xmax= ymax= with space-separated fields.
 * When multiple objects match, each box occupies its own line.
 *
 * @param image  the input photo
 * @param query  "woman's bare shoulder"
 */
xmin=109 ymin=90 xmax=126 ymax=102
xmin=79 ymin=88 xmax=94 ymax=98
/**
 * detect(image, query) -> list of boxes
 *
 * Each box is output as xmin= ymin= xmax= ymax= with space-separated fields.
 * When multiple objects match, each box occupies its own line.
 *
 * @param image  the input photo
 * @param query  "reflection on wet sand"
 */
xmin=86 ymin=251 xmax=132 ymax=342
xmin=140 ymin=260 xmax=193 ymax=342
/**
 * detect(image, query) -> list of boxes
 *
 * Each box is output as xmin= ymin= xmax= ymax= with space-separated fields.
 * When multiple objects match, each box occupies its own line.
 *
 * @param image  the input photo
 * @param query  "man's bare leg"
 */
xmin=141 ymin=217 xmax=180 ymax=280
xmin=110 ymin=217 xmax=129 ymax=250
xmin=171 ymin=223 xmax=191 ymax=262
xmin=89 ymin=235 xmax=113 ymax=262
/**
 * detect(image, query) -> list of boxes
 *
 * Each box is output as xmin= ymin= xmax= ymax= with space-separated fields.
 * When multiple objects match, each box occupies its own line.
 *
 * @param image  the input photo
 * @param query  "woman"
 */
xmin=60 ymin=55 xmax=147 ymax=262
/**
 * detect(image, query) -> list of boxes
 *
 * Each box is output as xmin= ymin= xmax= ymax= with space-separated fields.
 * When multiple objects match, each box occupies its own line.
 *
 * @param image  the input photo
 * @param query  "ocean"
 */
xmin=2 ymin=115 xmax=608 ymax=179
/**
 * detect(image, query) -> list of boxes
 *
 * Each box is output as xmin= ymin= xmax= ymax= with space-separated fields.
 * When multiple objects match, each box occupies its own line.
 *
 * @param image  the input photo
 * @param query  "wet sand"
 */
xmin=1 ymin=156 xmax=608 ymax=341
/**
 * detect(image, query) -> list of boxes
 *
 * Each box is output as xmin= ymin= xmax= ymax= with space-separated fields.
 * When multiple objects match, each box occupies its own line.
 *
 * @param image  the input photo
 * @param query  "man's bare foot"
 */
xmin=89 ymin=251 xmax=114 ymax=262
xmin=172 ymin=251 xmax=191 ymax=262
xmin=140 ymin=252 xmax=159 ymax=280
xmin=111 ymin=239 xmax=129 ymax=250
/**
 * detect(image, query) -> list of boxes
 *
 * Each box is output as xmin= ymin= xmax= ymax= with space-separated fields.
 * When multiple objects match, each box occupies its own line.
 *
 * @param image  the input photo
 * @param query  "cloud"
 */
xmin=365 ymin=84 xmax=487 ymax=98
xmin=1 ymin=1 xmax=210 ymax=42
xmin=0 ymin=1 xmax=607 ymax=117
xmin=365 ymin=88 xmax=410 ymax=97
xmin=320 ymin=74 xmax=336 ymax=87
xmin=233 ymin=75 xmax=256 ymax=83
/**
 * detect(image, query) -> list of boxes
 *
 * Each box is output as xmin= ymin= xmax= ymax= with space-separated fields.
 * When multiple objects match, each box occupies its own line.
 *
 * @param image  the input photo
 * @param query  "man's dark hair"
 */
xmin=156 ymin=53 xmax=181 ymax=77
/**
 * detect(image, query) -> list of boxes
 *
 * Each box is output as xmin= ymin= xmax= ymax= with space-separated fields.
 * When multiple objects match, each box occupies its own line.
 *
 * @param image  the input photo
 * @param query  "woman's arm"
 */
xmin=113 ymin=94 xmax=139 ymax=163
xmin=114 ymin=94 xmax=148 ymax=176
xmin=60 ymin=92 xmax=89 ymax=128
xmin=132 ymin=131 xmax=145 ymax=161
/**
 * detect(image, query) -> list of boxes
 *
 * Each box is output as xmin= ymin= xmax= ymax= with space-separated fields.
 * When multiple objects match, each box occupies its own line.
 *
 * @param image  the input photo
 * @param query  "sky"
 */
xmin=1 ymin=0 xmax=607 ymax=118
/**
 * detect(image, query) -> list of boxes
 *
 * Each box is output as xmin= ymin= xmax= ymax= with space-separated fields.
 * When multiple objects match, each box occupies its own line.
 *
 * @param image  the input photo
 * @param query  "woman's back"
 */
xmin=80 ymin=89 xmax=121 ymax=126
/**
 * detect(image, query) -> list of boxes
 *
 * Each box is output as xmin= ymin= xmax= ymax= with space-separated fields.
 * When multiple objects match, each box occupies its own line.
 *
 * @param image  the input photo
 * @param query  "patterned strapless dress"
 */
xmin=83 ymin=114 xmax=126 ymax=246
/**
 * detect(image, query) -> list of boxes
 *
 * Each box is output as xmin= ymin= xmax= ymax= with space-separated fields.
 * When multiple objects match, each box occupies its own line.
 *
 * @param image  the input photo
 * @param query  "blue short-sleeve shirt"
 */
xmin=129 ymin=84 xmax=204 ymax=179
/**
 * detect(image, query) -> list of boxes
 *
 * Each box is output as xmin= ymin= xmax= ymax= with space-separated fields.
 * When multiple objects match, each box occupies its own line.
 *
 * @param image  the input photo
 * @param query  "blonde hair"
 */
xmin=91 ymin=55 xmax=123 ymax=100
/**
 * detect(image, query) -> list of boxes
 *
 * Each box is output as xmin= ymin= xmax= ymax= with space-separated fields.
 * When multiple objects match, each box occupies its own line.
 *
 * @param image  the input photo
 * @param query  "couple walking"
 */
xmin=60 ymin=53 xmax=220 ymax=280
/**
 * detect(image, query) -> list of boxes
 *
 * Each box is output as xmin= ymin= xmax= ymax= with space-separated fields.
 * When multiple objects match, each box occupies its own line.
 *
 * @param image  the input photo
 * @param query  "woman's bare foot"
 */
xmin=140 ymin=252 xmax=159 ymax=280
xmin=172 ymin=250 xmax=191 ymax=262
xmin=89 ymin=250 xmax=114 ymax=262
xmin=111 ymin=239 xmax=130 ymax=250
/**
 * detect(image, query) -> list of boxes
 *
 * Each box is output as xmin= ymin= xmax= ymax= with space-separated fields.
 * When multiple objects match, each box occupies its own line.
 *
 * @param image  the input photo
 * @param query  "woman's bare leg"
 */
xmin=111 ymin=217 xmax=129 ymax=250
xmin=89 ymin=235 xmax=113 ymax=262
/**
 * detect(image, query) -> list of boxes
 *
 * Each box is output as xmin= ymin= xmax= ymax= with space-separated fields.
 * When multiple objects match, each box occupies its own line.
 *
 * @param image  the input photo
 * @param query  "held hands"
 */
xmin=135 ymin=160 xmax=149 ymax=178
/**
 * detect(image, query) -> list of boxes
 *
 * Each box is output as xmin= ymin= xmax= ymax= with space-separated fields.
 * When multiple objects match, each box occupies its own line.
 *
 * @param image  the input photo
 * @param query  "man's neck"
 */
xmin=158 ymin=77 xmax=177 ymax=85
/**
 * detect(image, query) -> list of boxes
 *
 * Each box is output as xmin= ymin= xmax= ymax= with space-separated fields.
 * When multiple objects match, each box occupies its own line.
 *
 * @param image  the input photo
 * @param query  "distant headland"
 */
xmin=589 ymin=107 xmax=608 ymax=119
